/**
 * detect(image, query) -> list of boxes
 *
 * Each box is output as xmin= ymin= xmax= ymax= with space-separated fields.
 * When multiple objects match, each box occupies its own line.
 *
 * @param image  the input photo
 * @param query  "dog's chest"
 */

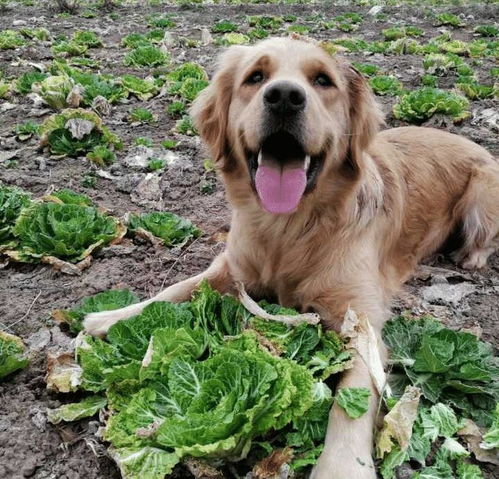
xmin=231 ymin=227 xmax=330 ymax=307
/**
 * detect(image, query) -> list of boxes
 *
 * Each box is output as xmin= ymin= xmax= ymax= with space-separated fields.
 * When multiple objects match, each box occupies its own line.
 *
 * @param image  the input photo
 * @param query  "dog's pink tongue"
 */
xmin=255 ymin=165 xmax=307 ymax=214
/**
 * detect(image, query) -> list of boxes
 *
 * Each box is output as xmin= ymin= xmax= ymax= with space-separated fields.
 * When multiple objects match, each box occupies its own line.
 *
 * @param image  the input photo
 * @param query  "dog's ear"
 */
xmin=191 ymin=47 xmax=244 ymax=170
xmin=343 ymin=64 xmax=384 ymax=174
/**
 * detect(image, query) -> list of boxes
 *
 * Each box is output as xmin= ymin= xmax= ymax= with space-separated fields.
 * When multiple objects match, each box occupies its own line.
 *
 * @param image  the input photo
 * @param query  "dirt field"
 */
xmin=0 ymin=1 xmax=498 ymax=478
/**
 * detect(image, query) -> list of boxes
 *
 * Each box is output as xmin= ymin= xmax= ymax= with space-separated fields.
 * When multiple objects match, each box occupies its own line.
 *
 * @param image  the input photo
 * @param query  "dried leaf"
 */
xmin=252 ymin=448 xmax=293 ymax=479
xmin=376 ymin=386 xmax=421 ymax=458
xmin=66 ymin=85 xmax=84 ymax=108
xmin=65 ymin=118 xmax=95 ymax=140
xmin=237 ymin=282 xmax=320 ymax=326
xmin=45 ymin=352 xmax=82 ymax=392
xmin=341 ymin=309 xmax=390 ymax=396
xmin=458 ymin=419 xmax=499 ymax=465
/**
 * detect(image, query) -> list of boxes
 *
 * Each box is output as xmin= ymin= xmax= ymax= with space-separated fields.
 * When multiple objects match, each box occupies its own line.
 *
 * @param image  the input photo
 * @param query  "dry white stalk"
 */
xmin=236 ymin=282 xmax=320 ymax=326
xmin=341 ymin=308 xmax=391 ymax=397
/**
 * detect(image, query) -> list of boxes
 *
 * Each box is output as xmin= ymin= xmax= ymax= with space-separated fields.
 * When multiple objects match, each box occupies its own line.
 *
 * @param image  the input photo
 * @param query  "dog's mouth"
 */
xmin=246 ymin=131 xmax=325 ymax=214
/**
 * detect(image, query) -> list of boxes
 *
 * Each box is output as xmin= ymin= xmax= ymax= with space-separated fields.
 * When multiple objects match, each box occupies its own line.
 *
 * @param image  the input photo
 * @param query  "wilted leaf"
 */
xmin=47 ymin=395 xmax=107 ymax=424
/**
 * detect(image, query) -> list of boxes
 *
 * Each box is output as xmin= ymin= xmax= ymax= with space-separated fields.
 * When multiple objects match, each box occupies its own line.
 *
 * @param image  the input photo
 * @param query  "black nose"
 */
xmin=263 ymin=81 xmax=306 ymax=114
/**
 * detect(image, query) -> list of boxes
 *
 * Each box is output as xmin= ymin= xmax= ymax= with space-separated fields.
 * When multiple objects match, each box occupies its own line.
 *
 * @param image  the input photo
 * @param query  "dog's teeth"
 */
xmin=257 ymin=150 xmax=263 ymax=166
xmin=304 ymin=155 xmax=311 ymax=171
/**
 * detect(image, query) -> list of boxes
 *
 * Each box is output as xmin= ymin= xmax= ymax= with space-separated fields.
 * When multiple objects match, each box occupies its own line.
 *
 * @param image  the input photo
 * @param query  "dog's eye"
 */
xmin=246 ymin=71 xmax=264 ymax=85
xmin=314 ymin=73 xmax=334 ymax=87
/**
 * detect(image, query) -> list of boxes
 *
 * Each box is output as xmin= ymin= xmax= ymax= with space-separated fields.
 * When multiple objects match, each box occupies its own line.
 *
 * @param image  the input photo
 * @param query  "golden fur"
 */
xmin=84 ymin=38 xmax=499 ymax=478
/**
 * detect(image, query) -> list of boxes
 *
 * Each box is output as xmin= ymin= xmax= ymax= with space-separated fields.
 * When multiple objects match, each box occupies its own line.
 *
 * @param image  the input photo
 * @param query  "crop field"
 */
xmin=0 ymin=0 xmax=498 ymax=478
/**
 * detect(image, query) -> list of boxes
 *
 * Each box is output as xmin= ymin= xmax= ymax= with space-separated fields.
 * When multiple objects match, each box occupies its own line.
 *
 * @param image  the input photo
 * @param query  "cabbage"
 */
xmin=127 ymin=211 xmax=201 ymax=247
xmin=0 ymin=184 xmax=31 ymax=248
xmin=393 ymin=88 xmax=470 ymax=123
xmin=121 ymin=74 xmax=159 ymax=100
xmin=11 ymin=202 xmax=122 ymax=262
xmin=36 ymin=74 xmax=74 ymax=109
xmin=50 ymin=282 xmax=351 ymax=477
xmin=39 ymin=109 xmax=122 ymax=157
xmin=0 ymin=330 xmax=29 ymax=380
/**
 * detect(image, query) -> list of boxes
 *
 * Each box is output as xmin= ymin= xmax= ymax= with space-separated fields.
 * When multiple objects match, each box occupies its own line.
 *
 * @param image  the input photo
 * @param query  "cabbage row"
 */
xmin=49 ymin=282 xmax=352 ymax=478
xmin=48 ymin=289 xmax=499 ymax=479
xmin=0 ymin=183 xmax=200 ymax=266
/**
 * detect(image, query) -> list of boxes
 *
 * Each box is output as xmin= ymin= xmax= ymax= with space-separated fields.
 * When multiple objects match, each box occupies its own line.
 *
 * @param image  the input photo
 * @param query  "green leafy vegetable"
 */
xmin=335 ymin=387 xmax=371 ymax=419
xmin=393 ymin=88 xmax=469 ymax=124
xmin=127 ymin=212 xmax=201 ymax=247
xmin=123 ymin=46 xmax=170 ymax=68
xmin=72 ymin=31 xmax=102 ymax=48
xmin=129 ymin=108 xmax=155 ymax=124
xmin=35 ymin=74 xmax=74 ymax=109
xmin=435 ymin=13 xmax=465 ymax=28
xmin=0 ymin=184 xmax=31 ymax=248
xmin=166 ymin=63 xmax=208 ymax=102
xmin=0 ymin=30 xmax=26 ymax=49
xmin=51 ymin=282 xmax=350 ymax=478
xmin=46 ymin=189 xmax=93 ymax=206
xmin=87 ymin=145 xmax=116 ymax=166
xmin=481 ymin=403 xmax=499 ymax=450
xmin=121 ymin=74 xmax=159 ymax=100
xmin=383 ymin=316 xmax=499 ymax=426
xmin=15 ymin=71 xmax=48 ymax=94
xmin=15 ymin=120 xmax=40 ymax=141
xmin=11 ymin=202 xmax=121 ymax=262
xmin=39 ymin=109 xmax=122 ymax=157
xmin=212 ymin=20 xmax=238 ymax=33
xmin=0 ymin=330 xmax=29 ymax=380
xmin=369 ymin=75 xmax=404 ymax=96
xmin=47 ymin=395 xmax=107 ymax=424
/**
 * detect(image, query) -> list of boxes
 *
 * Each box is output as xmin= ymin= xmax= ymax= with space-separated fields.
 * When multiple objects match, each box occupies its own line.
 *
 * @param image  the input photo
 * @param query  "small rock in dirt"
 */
xmin=430 ymin=274 xmax=448 ymax=285
xmin=96 ymin=169 xmax=118 ymax=180
xmin=36 ymin=157 xmax=47 ymax=170
xmin=0 ymin=418 xmax=12 ymax=432
xmin=30 ymin=407 xmax=47 ymax=432
xmin=368 ymin=5 xmax=383 ymax=15
xmin=0 ymin=102 xmax=16 ymax=112
xmin=49 ymin=326 xmax=74 ymax=352
xmin=123 ymin=145 xmax=155 ymax=168
xmin=116 ymin=173 xmax=143 ymax=193
xmin=413 ymin=265 xmax=472 ymax=282
xmin=421 ymin=282 xmax=476 ymax=306
xmin=0 ymin=150 xmax=19 ymax=163
xmin=92 ymin=95 xmax=111 ymax=116
xmin=21 ymin=458 xmax=37 ymax=477
xmin=471 ymin=108 xmax=499 ymax=133
xmin=87 ymin=420 xmax=101 ymax=435
xmin=13 ymin=19 xmax=28 ymax=26
xmin=201 ymin=28 xmax=213 ymax=45
xmin=26 ymin=328 xmax=51 ymax=353
xmin=27 ymin=92 xmax=45 ymax=108
xmin=131 ymin=172 xmax=162 ymax=207
xmin=396 ymin=463 xmax=417 ymax=479
xmin=99 ymin=241 xmax=137 ymax=257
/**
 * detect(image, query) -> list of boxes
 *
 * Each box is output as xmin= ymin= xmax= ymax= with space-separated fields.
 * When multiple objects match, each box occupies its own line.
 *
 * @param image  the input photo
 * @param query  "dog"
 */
xmin=84 ymin=38 xmax=499 ymax=478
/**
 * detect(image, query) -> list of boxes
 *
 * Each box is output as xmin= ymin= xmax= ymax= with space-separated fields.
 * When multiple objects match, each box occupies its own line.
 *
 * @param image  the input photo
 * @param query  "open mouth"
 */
xmin=247 ymin=131 xmax=325 ymax=214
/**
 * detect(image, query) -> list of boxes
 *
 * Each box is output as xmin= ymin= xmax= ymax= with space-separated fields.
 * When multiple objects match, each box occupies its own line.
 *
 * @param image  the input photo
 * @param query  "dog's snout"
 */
xmin=263 ymin=81 xmax=306 ymax=114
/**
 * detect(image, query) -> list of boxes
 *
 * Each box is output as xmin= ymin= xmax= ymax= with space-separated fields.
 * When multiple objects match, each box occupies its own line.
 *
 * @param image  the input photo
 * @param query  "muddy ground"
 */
xmin=0 ymin=1 xmax=498 ymax=478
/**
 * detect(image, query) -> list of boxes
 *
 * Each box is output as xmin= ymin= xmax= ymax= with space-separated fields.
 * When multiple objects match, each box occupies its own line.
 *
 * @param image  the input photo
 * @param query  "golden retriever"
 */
xmin=84 ymin=38 xmax=499 ymax=478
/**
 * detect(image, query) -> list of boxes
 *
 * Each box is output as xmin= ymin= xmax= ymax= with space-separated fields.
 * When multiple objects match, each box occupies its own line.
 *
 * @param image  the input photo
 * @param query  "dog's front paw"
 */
xmin=82 ymin=310 xmax=119 ymax=337
xmin=310 ymin=450 xmax=376 ymax=479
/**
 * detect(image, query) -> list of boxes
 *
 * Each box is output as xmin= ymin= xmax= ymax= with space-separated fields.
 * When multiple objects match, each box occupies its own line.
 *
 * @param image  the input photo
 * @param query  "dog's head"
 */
xmin=191 ymin=37 xmax=384 ymax=215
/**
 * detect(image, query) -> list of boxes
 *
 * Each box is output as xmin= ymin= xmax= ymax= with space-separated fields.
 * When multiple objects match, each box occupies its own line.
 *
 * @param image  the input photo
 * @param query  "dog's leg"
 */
xmin=308 ymin=288 xmax=387 ymax=479
xmin=83 ymin=253 xmax=233 ymax=337
xmin=311 ymin=357 xmax=379 ymax=479
xmin=453 ymin=164 xmax=499 ymax=269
